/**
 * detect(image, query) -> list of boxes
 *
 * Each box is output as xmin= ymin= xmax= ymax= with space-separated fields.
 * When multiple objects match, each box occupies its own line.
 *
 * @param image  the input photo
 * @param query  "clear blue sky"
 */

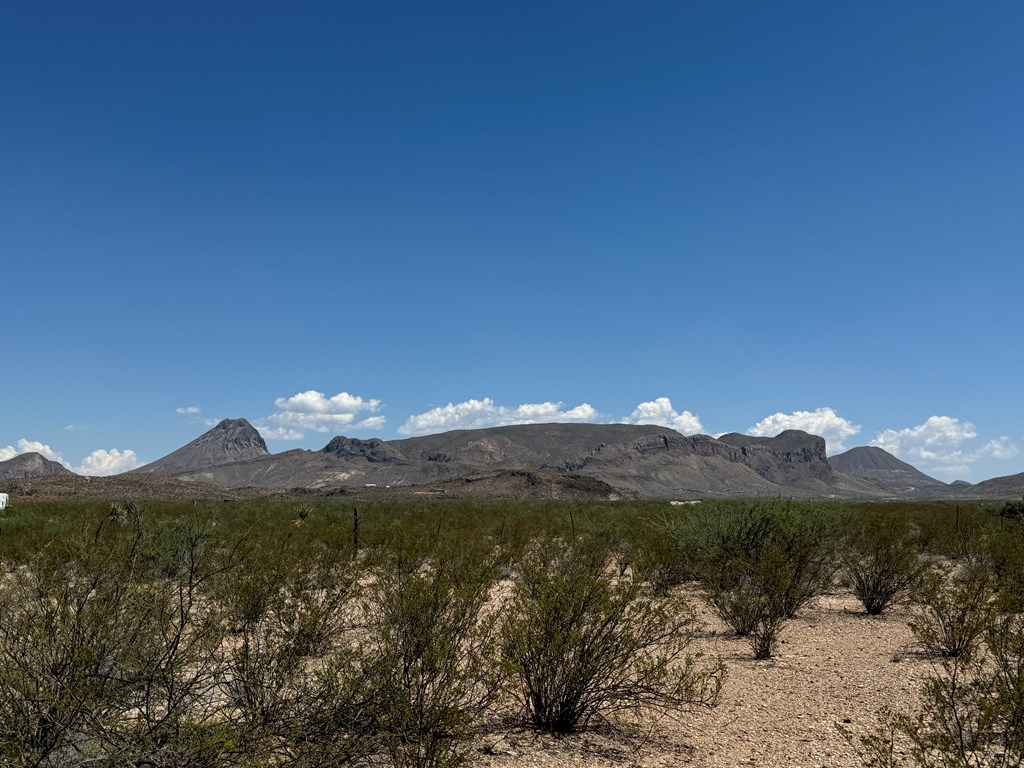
xmin=2 ymin=2 xmax=1022 ymax=480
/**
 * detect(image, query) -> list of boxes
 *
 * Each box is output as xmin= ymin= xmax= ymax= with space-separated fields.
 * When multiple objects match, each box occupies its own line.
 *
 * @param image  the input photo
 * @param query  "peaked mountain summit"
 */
xmin=0 ymin=452 xmax=74 ymax=481
xmin=133 ymin=418 xmax=269 ymax=476
xmin=828 ymin=445 xmax=947 ymax=494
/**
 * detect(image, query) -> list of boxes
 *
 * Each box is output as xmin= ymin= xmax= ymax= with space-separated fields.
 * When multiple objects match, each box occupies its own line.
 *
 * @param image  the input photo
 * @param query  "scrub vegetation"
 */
xmin=0 ymin=495 xmax=1021 ymax=766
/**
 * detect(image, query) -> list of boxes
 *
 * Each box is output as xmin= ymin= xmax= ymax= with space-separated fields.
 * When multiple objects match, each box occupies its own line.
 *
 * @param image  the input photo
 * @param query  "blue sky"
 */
xmin=2 ymin=2 xmax=1022 ymax=481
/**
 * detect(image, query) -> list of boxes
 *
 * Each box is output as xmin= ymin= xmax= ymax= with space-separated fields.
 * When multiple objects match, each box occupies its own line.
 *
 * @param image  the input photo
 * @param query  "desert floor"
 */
xmin=473 ymin=589 xmax=929 ymax=768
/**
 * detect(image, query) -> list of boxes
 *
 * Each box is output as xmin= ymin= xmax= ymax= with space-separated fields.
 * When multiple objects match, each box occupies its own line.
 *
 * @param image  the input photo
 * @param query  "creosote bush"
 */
xmin=909 ymin=564 xmax=994 ymax=659
xmin=846 ymin=516 xmax=929 ymax=615
xmin=363 ymin=537 xmax=502 ymax=768
xmin=848 ymin=609 xmax=1024 ymax=768
xmin=677 ymin=500 xmax=845 ymax=658
xmin=0 ymin=511 xmax=232 ymax=766
xmin=501 ymin=535 xmax=724 ymax=733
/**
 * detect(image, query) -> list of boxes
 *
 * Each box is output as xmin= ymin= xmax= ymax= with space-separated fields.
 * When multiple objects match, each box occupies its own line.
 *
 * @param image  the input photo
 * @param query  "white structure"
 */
xmin=0 ymin=493 xmax=7 ymax=510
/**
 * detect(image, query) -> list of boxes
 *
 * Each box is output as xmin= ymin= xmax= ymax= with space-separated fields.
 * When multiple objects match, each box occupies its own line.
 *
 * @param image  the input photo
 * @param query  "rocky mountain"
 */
xmin=0 ymin=452 xmax=74 ymax=481
xmin=965 ymin=472 xmax=1024 ymax=499
xmin=131 ymin=418 xmax=269 ymax=476
xmin=150 ymin=422 xmax=893 ymax=499
xmin=828 ymin=446 xmax=948 ymax=495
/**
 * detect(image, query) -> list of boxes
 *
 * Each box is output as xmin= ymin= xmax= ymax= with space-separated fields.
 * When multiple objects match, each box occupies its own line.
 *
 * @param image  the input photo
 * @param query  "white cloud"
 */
xmin=983 ymin=436 xmax=1020 ymax=461
xmin=398 ymin=398 xmax=598 ymax=437
xmin=747 ymin=407 xmax=861 ymax=454
xmin=257 ymin=390 xmax=384 ymax=440
xmin=871 ymin=416 xmax=1019 ymax=478
xmin=621 ymin=397 xmax=705 ymax=435
xmin=176 ymin=406 xmax=202 ymax=415
xmin=355 ymin=415 xmax=387 ymax=431
xmin=74 ymin=449 xmax=143 ymax=476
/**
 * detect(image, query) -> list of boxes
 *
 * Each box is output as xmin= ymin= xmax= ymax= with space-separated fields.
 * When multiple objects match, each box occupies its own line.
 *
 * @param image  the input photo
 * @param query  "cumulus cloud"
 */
xmin=257 ymin=390 xmax=384 ymax=440
xmin=746 ymin=407 xmax=861 ymax=454
xmin=871 ymin=416 xmax=1018 ymax=478
xmin=355 ymin=415 xmax=387 ymax=431
xmin=74 ymin=449 xmax=143 ymax=476
xmin=399 ymin=398 xmax=598 ymax=437
xmin=621 ymin=397 xmax=705 ymax=435
xmin=176 ymin=406 xmax=202 ymax=415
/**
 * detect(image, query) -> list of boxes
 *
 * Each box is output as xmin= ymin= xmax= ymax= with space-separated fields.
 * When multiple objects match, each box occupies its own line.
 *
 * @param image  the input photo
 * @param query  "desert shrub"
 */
xmin=848 ymin=610 xmax=1024 ymax=768
xmin=846 ymin=516 xmax=929 ymax=615
xmin=631 ymin=510 xmax=702 ymax=592
xmin=998 ymin=499 xmax=1024 ymax=520
xmin=0 ymin=513 xmax=232 ymax=767
xmin=909 ymin=564 xmax=994 ymax=659
xmin=980 ymin=518 xmax=1024 ymax=613
xmin=362 ymin=538 xmax=502 ymax=768
xmin=500 ymin=536 xmax=724 ymax=733
xmin=681 ymin=500 xmax=845 ymax=658
xmin=218 ymin=536 xmax=372 ymax=765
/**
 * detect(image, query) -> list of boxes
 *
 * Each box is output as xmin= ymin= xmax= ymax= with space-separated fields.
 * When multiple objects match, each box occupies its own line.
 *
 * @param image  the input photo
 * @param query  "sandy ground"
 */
xmin=472 ymin=589 xmax=930 ymax=768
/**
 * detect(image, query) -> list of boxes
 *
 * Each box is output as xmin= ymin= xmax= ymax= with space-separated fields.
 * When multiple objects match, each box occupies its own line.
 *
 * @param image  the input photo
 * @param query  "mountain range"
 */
xmin=4 ymin=418 xmax=1023 ymax=500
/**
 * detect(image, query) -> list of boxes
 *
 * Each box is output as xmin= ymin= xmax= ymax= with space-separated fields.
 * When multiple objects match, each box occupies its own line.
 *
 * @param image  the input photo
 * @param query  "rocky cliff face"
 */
xmin=321 ymin=437 xmax=404 ymax=463
xmin=716 ymin=431 xmax=835 ymax=486
xmin=0 ymin=452 xmax=74 ymax=480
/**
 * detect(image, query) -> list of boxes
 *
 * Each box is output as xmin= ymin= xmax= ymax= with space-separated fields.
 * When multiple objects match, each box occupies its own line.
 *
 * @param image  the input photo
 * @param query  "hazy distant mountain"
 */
xmin=828 ymin=446 xmax=947 ymax=494
xmin=966 ymin=472 xmax=1024 ymax=498
xmin=162 ymin=421 xmax=893 ymax=499
xmin=132 ymin=418 xmax=269 ymax=476
xmin=0 ymin=452 xmax=74 ymax=481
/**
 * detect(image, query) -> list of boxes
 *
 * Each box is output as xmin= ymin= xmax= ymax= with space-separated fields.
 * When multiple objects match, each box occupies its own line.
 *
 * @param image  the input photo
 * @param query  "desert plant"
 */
xmin=501 ymin=536 xmax=724 ymax=733
xmin=0 ymin=513 xmax=233 ymax=767
xmin=847 ymin=610 xmax=1024 ymax=767
xmin=362 ymin=539 xmax=501 ymax=768
xmin=846 ymin=517 xmax=929 ymax=615
xmin=909 ymin=565 xmax=994 ymax=659
xmin=219 ymin=537 xmax=370 ymax=764
xmin=682 ymin=500 xmax=845 ymax=658
xmin=632 ymin=510 xmax=702 ymax=592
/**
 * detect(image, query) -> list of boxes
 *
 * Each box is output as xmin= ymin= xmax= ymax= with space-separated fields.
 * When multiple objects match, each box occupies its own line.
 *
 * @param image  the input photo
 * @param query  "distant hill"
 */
xmin=407 ymin=469 xmax=627 ymax=500
xmin=828 ymin=446 xmax=947 ymax=495
xmin=965 ymin=472 xmax=1024 ymax=499
xmin=0 ymin=473 xmax=252 ymax=502
xmin=0 ymin=452 xmax=74 ymax=481
xmin=132 ymin=418 xmax=269 ymax=476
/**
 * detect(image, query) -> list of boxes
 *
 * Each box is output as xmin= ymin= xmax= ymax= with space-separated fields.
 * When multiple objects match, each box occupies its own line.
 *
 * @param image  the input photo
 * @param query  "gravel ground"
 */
xmin=471 ymin=588 xmax=929 ymax=768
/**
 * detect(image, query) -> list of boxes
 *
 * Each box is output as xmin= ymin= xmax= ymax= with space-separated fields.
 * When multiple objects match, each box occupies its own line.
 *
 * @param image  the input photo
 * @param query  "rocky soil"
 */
xmin=472 ymin=589 xmax=929 ymax=768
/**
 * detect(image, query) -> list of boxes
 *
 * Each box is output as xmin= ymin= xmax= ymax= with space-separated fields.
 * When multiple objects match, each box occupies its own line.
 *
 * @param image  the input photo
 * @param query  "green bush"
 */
xmin=680 ymin=500 xmax=845 ymax=658
xmin=0 ymin=513 xmax=231 ymax=766
xmin=362 ymin=539 xmax=501 ymax=768
xmin=217 ymin=536 xmax=371 ymax=764
xmin=845 ymin=516 xmax=928 ymax=615
xmin=909 ymin=565 xmax=994 ymax=659
xmin=849 ymin=610 xmax=1024 ymax=767
xmin=500 ymin=536 xmax=724 ymax=733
